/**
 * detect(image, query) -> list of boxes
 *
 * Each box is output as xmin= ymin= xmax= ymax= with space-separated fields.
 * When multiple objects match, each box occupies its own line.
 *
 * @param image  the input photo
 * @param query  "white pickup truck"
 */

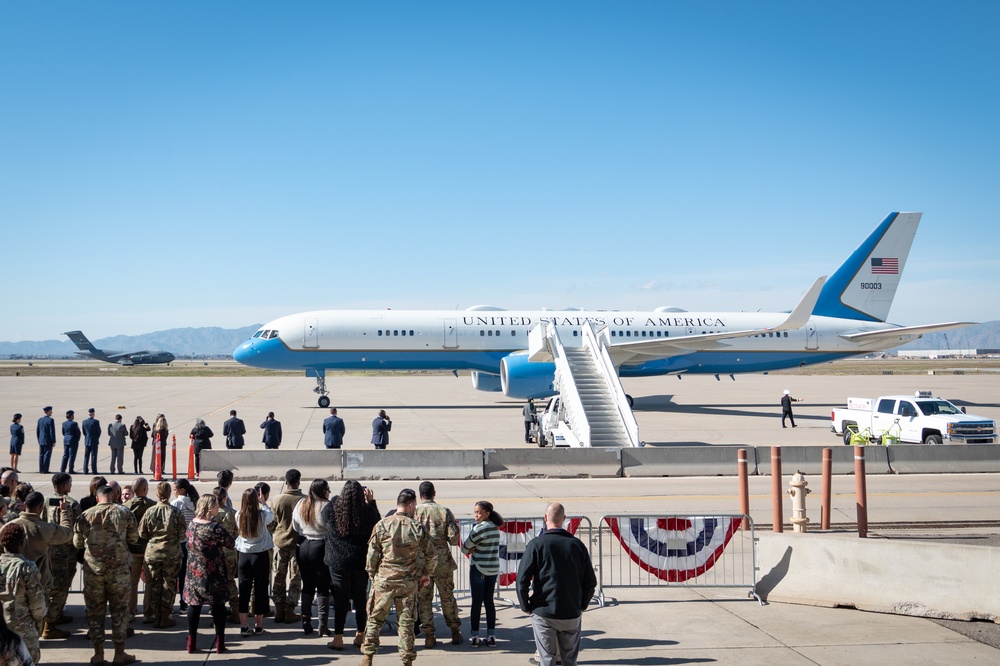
xmin=831 ymin=391 xmax=998 ymax=446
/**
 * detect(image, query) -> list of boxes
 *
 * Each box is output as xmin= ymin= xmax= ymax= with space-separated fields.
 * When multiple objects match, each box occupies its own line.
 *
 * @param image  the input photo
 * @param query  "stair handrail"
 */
xmin=582 ymin=321 xmax=641 ymax=447
xmin=546 ymin=322 xmax=591 ymax=447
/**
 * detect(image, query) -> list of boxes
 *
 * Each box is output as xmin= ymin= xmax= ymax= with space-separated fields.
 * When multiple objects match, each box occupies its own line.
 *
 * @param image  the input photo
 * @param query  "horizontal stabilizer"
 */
xmin=840 ymin=322 xmax=978 ymax=346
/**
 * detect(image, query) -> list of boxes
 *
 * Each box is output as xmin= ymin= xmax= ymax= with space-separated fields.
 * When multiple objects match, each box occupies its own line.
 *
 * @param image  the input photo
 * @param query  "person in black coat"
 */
xmin=516 ymin=502 xmax=596 ymax=666
xmin=129 ymin=416 xmax=150 ymax=474
xmin=60 ymin=410 xmax=81 ymax=474
xmin=191 ymin=418 xmax=214 ymax=479
xmin=260 ymin=412 xmax=282 ymax=449
xmin=322 ymin=409 xmax=346 ymax=449
xmin=781 ymin=389 xmax=801 ymax=428
xmin=223 ymin=411 xmax=246 ymax=450
xmin=370 ymin=410 xmax=391 ymax=450
xmin=36 ymin=406 xmax=56 ymax=474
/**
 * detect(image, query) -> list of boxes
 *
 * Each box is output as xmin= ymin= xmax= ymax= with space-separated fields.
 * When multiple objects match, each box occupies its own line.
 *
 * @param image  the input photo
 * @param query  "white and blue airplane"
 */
xmin=234 ymin=212 xmax=974 ymax=407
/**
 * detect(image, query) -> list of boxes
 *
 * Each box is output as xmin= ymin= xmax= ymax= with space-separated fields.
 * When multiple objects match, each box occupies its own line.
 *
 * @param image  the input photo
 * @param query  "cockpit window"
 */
xmin=266 ymin=330 xmax=279 ymax=340
xmin=253 ymin=330 xmax=264 ymax=339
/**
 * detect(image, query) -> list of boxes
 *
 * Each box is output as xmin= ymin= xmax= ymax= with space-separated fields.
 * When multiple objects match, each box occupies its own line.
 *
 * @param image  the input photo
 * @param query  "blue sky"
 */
xmin=3 ymin=1 xmax=998 ymax=342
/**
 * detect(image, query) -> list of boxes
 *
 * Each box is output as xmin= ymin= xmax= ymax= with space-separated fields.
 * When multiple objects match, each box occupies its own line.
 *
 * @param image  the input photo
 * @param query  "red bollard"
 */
xmin=187 ymin=434 xmax=197 ymax=480
xmin=738 ymin=448 xmax=750 ymax=530
xmin=855 ymin=445 xmax=868 ymax=538
xmin=771 ymin=446 xmax=783 ymax=533
xmin=171 ymin=435 xmax=178 ymax=480
xmin=821 ymin=447 xmax=832 ymax=530
xmin=153 ymin=435 xmax=162 ymax=481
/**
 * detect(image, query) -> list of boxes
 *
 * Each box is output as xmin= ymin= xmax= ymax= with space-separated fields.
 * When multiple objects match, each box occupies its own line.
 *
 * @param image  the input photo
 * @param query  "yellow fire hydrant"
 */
xmin=787 ymin=470 xmax=811 ymax=533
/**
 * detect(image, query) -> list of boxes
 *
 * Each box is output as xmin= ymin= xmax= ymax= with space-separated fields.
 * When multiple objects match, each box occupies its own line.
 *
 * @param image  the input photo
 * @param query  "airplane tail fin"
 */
xmin=812 ymin=212 xmax=921 ymax=322
xmin=63 ymin=331 xmax=102 ymax=356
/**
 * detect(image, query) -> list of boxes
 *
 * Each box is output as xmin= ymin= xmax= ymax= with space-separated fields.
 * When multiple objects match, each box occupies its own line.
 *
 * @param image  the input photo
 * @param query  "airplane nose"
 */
xmin=232 ymin=341 xmax=255 ymax=364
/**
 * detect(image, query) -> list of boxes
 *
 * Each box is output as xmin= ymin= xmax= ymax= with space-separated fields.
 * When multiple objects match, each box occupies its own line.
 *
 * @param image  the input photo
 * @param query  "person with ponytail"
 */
xmin=461 ymin=500 xmax=504 ymax=647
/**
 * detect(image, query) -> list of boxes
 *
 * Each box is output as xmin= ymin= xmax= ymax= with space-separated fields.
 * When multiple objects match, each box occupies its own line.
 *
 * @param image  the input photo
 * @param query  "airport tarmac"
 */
xmin=2 ymin=371 xmax=999 ymax=663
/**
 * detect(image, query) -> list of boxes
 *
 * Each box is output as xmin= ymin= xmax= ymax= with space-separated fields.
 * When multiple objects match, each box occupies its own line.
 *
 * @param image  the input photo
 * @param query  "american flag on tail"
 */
xmin=460 ymin=517 xmax=581 ymax=586
xmin=604 ymin=516 xmax=740 ymax=582
xmin=871 ymin=257 xmax=899 ymax=274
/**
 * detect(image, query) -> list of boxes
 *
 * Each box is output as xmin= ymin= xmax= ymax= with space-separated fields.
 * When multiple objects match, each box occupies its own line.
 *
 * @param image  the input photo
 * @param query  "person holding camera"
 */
xmin=41 ymin=473 xmax=81 ymax=636
xmin=370 ymin=410 xmax=391 ymax=450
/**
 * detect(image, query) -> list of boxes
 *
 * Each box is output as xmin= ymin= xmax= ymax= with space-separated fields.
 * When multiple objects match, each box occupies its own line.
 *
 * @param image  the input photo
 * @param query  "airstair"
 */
xmin=528 ymin=320 xmax=640 ymax=448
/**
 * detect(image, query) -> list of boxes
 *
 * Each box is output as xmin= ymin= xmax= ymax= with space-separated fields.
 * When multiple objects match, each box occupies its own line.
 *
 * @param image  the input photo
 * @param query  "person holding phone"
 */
xmin=370 ymin=410 xmax=391 ymax=450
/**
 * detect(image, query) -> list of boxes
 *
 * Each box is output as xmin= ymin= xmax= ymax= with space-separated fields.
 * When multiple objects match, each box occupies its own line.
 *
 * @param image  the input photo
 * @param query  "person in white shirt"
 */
xmin=235 ymin=488 xmax=274 ymax=635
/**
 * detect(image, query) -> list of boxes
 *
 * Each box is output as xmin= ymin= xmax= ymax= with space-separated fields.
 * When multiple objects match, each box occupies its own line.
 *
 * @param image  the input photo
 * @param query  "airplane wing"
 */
xmin=839 ymin=322 xmax=978 ymax=347
xmin=610 ymin=277 xmax=827 ymax=360
xmin=104 ymin=351 xmax=148 ymax=361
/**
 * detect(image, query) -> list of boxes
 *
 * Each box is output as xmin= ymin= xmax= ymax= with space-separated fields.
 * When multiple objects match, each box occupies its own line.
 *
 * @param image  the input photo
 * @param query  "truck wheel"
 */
xmin=924 ymin=434 xmax=943 ymax=446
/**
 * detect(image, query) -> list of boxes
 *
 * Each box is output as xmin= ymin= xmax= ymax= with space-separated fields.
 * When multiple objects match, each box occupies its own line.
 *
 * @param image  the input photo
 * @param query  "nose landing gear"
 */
xmin=311 ymin=370 xmax=330 ymax=408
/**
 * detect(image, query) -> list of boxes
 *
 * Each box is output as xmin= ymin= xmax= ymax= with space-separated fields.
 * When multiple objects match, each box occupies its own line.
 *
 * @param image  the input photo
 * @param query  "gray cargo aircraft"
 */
xmin=64 ymin=330 xmax=175 ymax=366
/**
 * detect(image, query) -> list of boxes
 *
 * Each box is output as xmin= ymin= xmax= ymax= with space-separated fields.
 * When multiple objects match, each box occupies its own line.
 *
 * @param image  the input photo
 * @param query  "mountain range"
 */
xmin=1 ymin=321 xmax=997 ymax=359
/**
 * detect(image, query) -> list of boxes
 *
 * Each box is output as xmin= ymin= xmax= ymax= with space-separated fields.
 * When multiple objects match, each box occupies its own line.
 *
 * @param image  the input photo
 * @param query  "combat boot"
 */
xmin=158 ymin=609 xmax=176 ymax=629
xmin=42 ymin=621 xmax=70 ymax=639
xmin=357 ymin=655 xmax=374 ymax=666
xmin=273 ymin=603 xmax=286 ymax=624
xmin=112 ymin=642 xmax=136 ymax=665
xmin=424 ymin=633 xmax=436 ymax=648
xmin=451 ymin=627 xmax=463 ymax=645
xmin=284 ymin=605 xmax=301 ymax=623
xmin=90 ymin=645 xmax=105 ymax=665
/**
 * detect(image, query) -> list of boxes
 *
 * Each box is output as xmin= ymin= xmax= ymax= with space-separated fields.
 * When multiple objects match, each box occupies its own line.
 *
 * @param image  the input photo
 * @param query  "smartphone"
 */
xmin=48 ymin=497 xmax=61 ymax=507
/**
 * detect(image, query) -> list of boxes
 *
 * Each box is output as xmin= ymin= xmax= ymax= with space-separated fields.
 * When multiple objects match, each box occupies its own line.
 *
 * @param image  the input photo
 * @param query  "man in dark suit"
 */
xmin=37 ymin=406 xmax=56 ymax=474
xmin=260 ymin=412 xmax=282 ymax=449
xmin=80 ymin=407 xmax=101 ymax=474
xmin=370 ymin=410 xmax=391 ymax=450
xmin=60 ymin=410 xmax=81 ymax=474
xmin=223 ymin=410 xmax=246 ymax=449
xmin=322 ymin=408 xmax=346 ymax=449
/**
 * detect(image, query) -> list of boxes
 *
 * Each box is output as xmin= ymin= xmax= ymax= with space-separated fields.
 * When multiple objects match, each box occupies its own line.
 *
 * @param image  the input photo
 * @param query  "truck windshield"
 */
xmin=916 ymin=400 xmax=963 ymax=416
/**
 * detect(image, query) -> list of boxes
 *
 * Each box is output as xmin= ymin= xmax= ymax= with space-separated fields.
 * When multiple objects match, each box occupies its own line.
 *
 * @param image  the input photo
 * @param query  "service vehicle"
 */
xmin=831 ymin=391 xmax=997 ymax=446
xmin=537 ymin=396 xmax=582 ymax=448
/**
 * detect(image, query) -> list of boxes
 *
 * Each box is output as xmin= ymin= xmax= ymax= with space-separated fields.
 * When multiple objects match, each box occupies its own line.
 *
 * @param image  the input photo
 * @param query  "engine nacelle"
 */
xmin=499 ymin=351 xmax=557 ymax=400
xmin=471 ymin=371 xmax=502 ymax=392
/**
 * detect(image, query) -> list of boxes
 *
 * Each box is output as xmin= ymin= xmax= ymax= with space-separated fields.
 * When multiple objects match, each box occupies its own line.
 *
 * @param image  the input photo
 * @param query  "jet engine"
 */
xmin=499 ymin=351 xmax=557 ymax=400
xmin=470 ymin=371 xmax=502 ymax=392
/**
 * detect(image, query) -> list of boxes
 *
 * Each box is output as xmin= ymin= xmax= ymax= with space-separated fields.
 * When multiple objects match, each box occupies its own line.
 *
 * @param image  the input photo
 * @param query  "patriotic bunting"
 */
xmin=460 ymin=517 xmax=581 ymax=586
xmin=604 ymin=516 xmax=740 ymax=582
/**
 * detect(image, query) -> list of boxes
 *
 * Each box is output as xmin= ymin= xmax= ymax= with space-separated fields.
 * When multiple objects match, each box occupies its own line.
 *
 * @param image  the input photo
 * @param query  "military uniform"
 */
xmin=0 ymin=552 xmax=47 ymax=663
xmin=42 ymin=492 xmax=82 ymax=626
xmin=213 ymin=504 xmax=241 ymax=617
xmin=270 ymin=488 xmax=305 ymax=621
xmin=124 ymin=495 xmax=157 ymax=622
xmin=12 ymin=509 xmax=73 ymax=594
xmin=361 ymin=511 xmax=435 ymax=664
xmin=74 ymin=501 xmax=139 ymax=657
xmin=137 ymin=501 xmax=186 ymax=627
xmin=413 ymin=499 xmax=461 ymax=643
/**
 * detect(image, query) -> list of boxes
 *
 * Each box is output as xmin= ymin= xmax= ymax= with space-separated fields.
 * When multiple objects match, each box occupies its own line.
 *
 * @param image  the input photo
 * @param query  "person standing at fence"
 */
xmin=41 ymin=473 xmax=80 ymax=634
xmin=138 ymin=481 xmax=185 ymax=629
xmin=235 ymin=487 xmax=274 ymax=636
xmin=516 ymin=502 xmax=596 ymax=666
xmin=780 ymin=389 xmax=801 ymax=428
xmin=292 ymin=479 xmax=331 ymax=637
xmin=124 ymin=478 xmax=155 ymax=625
xmin=461 ymin=500 xmax=503 ymax=648
xmin=414 ymin=481 xmax=462 ymax=648
xmin=270 ymin=469 xmax=304 ymax=624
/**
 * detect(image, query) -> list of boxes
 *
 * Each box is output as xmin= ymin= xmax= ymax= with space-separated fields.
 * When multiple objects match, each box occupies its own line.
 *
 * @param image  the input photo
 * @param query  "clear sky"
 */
xmin=3 ymin=1 xmax=998 ymax=342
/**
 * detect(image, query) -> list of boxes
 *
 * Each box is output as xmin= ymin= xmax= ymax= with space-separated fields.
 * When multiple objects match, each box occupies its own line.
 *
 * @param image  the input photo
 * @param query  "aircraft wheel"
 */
xmin=626 ymin=394 xmax=634 ymax=408
xmin=318 ymin=396 xmax=331 ymax=408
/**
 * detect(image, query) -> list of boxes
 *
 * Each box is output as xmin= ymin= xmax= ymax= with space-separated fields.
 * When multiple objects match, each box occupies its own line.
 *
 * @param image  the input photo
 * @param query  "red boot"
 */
xmin=186 ymin=635 xmax=197 ymax=654
xmin=215 ymin=634 xmax=226 ymax=654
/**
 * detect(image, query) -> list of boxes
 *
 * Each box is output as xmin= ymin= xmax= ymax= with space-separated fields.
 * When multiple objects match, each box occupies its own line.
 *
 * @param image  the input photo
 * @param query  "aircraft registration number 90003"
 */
xmin=860 ymin=283 xmax=882 ymax=290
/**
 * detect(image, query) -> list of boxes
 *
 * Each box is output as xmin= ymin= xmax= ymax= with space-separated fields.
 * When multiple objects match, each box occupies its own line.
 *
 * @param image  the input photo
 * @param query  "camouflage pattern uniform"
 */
xmin=414 ymin=499 xmax=461 ymax=640
xmin=0 ymin=552 xmax=47 ymax=663
xmin=74 ymin=501 xmax=139 ymax=648
xmin=137 ymin=501 xmax=185 ymax=625
xmin=124 ymin=495 xmax=157 ymax=622
xmin=361 ymin=512 xmax=435 ymax=664
xmin=41 ymin=492 xmax=82 ymax=626
xmin=213 ymin=504 xmax=241 ymax=615
xmin=270 ymin=488 xmax=305 ymax=619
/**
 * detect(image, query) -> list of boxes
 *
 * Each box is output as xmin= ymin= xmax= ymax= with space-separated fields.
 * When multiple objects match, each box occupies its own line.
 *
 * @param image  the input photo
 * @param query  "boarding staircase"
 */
xmin=528 ymin=320 xmax=640 ymax=448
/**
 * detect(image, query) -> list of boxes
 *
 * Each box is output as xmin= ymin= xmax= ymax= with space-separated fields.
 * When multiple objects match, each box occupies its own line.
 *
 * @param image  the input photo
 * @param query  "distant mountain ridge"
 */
xmin=1 ymin=321 xmax=997 ymax=359
xmin=0 ymin=325 xmax=262 ymax=358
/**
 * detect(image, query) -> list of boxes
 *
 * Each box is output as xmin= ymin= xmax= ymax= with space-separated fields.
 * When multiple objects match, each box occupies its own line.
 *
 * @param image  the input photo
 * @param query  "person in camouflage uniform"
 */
xmin=358 ymin=488 xmax=435 ymax=666
xmin=413 ymin=481 xmax=462 ymax=647
xmin=212 ymin=486 xmax=241 ymax=623
xmin=13 ymin=490 xmax=73 ymax=641
xmin=124 ymin=477 xmax=156 ymax=624
xmin=41 ymin=471 xmax=81 ymax=630
xmin=74 ymin=483 xmax=139 ymax=666
xmin=137 ymin=481 xmax=185 ymax=630
xmin=270 ymin=469 xmax=304 ymax=624
xmin=0 ymin=523 xmax=47 ymax=664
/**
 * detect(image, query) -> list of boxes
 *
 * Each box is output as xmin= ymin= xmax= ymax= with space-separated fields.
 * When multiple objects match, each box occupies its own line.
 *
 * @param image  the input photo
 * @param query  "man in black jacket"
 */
xmin=516 ymin=503 xmax=596 ymax=666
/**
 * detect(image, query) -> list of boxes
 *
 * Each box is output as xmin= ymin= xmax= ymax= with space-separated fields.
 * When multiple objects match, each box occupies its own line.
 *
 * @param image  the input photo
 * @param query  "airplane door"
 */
xmin=304 ymin=318 xmax=319 ymax=349
xmin=443 ymin=319 xmax=458 ymax=349
xmin=805 ymin=322 xmax=819 ymax=350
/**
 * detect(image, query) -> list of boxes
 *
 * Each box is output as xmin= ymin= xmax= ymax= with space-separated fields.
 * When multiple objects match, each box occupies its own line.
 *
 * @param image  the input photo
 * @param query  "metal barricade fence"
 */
xmin=597 ymin=513 xmax=761 ymax=606
xmin=449 ymin=515 xmax=595 ymax=607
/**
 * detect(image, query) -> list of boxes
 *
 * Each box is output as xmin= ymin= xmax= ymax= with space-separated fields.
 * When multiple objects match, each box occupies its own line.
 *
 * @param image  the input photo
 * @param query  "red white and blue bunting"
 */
xmin=460 ymin=517 xmax=581 ymax=586
xmin=604 ymin=516 xmax=740 ymax=582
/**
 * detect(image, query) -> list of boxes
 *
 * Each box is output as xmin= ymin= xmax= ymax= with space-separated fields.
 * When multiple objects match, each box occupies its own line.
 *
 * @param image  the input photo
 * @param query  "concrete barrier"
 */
xmin=755 ymin=532 xmax=999 ymax=622
xmin=755 ymin=445 xmax=891 ymax=476
xmin=621 ymin=446 xmax=751 ymax=477
xmin=886 ymin=445 xmax=1000 ymax=474
xmin=342 ymin=449 xmax=483 ymax=480
xmin=484 ymin=448 xmax=622 ymax=478
xmin=200 ymin=449 xmax=343 ymax=481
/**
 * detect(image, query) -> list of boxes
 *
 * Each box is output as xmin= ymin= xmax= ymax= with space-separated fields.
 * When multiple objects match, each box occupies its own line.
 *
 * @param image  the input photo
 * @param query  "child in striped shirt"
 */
xmin=461 ymin=500 xmax=504 ymax=647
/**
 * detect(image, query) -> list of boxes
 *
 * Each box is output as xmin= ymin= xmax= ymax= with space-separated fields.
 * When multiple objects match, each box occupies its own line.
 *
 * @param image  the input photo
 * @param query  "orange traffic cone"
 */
xmin=187 ymin=434 xmax=196 ymax=480
xmin=153 ymin=435 xmax=162 ymax=481
xmin=171 ymin=435 xmax=178 ymax=480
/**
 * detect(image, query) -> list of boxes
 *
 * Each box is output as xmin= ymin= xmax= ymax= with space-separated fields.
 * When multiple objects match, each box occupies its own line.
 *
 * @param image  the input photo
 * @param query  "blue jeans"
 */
xmin=469 ymin=564 xmax=497 ymax=633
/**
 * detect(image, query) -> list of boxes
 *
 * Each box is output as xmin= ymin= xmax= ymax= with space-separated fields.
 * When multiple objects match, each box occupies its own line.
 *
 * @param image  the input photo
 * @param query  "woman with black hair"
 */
xmin=172 ymin=478 xmax=199 ymax=612
xmin=128 ymin=416 xmax=150 ymax=475
xmin=461 ymin=500 xmax=504 ymax=647
xmin=293 ymin=479 xmax=331 ymax=636
xmin=321 ymin=480 xmax=380 ymax=650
